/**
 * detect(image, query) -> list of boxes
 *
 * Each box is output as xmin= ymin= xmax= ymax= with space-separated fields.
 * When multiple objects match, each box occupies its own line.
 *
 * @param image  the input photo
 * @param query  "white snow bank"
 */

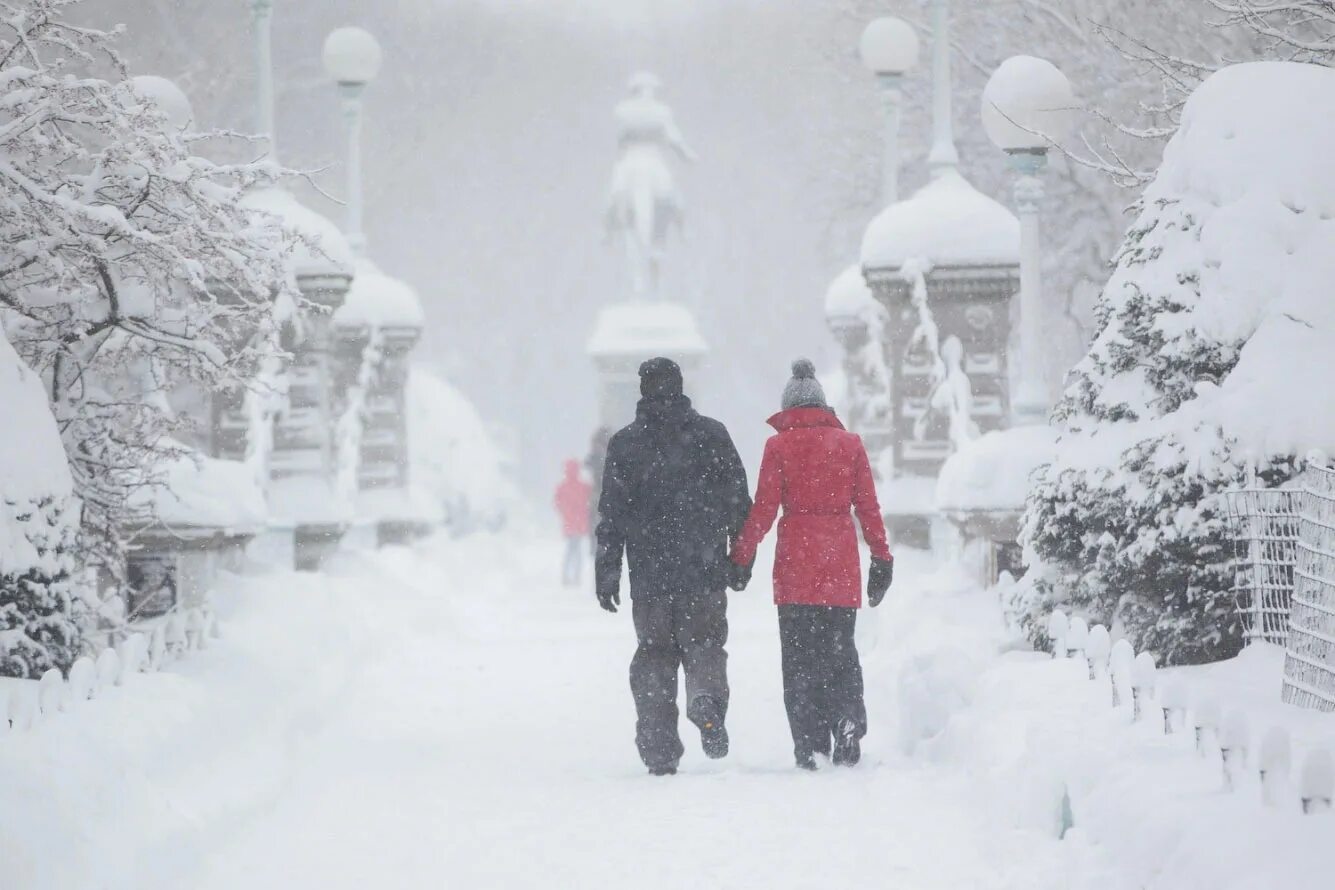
xmin=936 ymin=425 xmax=1058 ymax=513
xmin=0 ymin=331 xmax=76 ymax=576
xmin=335 ymin=258 xmax=425 ymax=329
xmin=1073 ymin=62 xmax=1335 ymax=460
xmin=242 ymin=187 xmax=353 ymax=278
xmin=0 ymin=333 xmax=73 ymax=504
xmin=407 ymin=367 xmax=518 ymax=531
xmin=129 ymin=447 xmax=266 ymax=532
xmin=861 ymin=170 xmax=1019 ymax=271
xmin=353 ymin=486 xmax=443 ymax=526
xmin=267 ymin=475 xmax=353 ymax=527
xmin=586 ymin=300 xmax=707 ymax=357
xmin=0 ymin=567 xmax=365 ymax=889
xmin=882 ymin=569 xmax=1335 ymax=890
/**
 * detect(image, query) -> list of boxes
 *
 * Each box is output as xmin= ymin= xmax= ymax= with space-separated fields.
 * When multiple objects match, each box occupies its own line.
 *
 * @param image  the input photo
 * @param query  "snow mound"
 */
xmin=130 ymin=447 xmax=266 ymax=532
xmin=861 ymin=170 xmax=1019 ymax=270
xmin=242 ymin=187 xmax=353 ymax=278
xmin=586 ymin=300 xmax=706 ymax=357
xmin=267 ymin=475 xmax=353 ymax=528
xmin=336 ymin=258 xmax=425 ymax=329
xmin=407 ymin=367 xmax=517 ymax=531
xmin=823 ymin=264 xmax=877 ymax=320
xmin=937 ymin=426 xmax=1058 ymax=513
xmin=1158 ymin=62 xmax=1335 ymax=457
xmin=0 ymin=332 xmax=76 ymax=575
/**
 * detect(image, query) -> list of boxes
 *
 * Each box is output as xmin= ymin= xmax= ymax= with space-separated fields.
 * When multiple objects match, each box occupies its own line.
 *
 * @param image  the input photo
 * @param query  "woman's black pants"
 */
xmin=777 ymin=605 xmax=866 ymax=759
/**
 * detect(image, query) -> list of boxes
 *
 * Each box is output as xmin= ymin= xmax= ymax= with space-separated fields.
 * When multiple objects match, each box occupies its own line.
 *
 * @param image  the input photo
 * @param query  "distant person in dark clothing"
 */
xmin=554 ymin=459 xmax=593 ymax=586
xmin=595 ymin=357 xmax=752 ymax=776
xmin=730 ymin=359 xmax=893 ymax=771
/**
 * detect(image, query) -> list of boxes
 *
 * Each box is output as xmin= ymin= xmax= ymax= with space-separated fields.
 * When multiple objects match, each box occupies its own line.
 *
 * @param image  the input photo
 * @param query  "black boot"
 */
xmin=795 ymin=750 xmax=819 ymax=771
xmin=831 ymin=718 xmax=861 ymax=767
xmin=648 ymin=763 xmax=678 ymax=777
xmin=688 ymin=695 xmax=729 ymax=760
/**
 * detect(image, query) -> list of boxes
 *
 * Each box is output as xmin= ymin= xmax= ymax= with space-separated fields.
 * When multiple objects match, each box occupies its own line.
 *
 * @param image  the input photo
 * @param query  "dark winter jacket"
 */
xmin=595 ymin=394 xmax=751 ymax=599
xmin=730 ymin=407 xmax=891 ymax=608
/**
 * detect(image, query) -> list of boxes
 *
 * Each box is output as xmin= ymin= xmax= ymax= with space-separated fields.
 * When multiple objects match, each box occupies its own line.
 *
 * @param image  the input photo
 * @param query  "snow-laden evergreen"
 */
xmin=0 ymin=332 xmax=80 ymax=678
xmin=1016 ymin=62 xmax=1335 ymax=665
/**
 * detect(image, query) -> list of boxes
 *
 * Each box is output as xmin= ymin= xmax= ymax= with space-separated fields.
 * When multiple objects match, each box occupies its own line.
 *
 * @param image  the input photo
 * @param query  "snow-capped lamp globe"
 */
xmin=981 ymin=55 xmax=1075 ymax=155
xmin=322 ymin=26 xmax=383 ymax=88
xmin=981 ymin=55 xmax=1075 ymax=426
xmin=859 ymin=16 xmax=919 ymax=76
xmin=323 ymin=26 xmax=383 ymax=255
xmin=130 ymin=75 xmax=194 ymax=134
xmin=859 ymin=17 xmax=918 ymax=206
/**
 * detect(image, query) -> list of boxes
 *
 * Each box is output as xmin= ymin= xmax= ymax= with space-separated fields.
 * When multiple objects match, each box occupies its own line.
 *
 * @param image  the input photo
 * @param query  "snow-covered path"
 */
xmin=174 ymin=535 xmax=1111 ymax=890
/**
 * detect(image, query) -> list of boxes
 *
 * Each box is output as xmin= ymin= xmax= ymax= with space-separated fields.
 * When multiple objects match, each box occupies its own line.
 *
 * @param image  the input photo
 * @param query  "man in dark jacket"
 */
xmin=595 ymin=357 xmax=752 ymax=776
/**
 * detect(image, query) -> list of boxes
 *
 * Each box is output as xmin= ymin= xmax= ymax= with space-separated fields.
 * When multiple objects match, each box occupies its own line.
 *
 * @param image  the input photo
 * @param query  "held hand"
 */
xmin=867 ymin=557 xmax=894 ymax=608
xmin=726 ymin=560 xmax=752 ymax=592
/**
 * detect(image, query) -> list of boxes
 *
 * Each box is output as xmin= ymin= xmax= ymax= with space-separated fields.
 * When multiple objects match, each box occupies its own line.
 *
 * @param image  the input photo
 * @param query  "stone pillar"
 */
xmin=588 ymin=301 xmax=707 ymax=429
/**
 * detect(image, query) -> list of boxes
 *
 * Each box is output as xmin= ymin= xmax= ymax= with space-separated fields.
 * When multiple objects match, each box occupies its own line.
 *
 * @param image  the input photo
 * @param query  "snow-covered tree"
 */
xmin=0 ymin=0 xmax=295 ymax=565
xmin=1013 ymin=59 xmax=1333 ymax=665
xmin=0 ymin=331 xmax=81 ymax=678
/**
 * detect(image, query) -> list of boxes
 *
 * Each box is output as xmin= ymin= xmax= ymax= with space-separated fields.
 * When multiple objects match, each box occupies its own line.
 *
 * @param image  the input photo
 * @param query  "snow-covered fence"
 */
xmin=1288 ymin=465 xmax=1335 ymax=710
xmin=2 ymin=608 xmax=219 ymax=737
xmin=1049 ymin=609 xmax=1334 ymax=816
xmin=1222 ymin=466 xmax=1335 ymax=710
xmin=1221 ymin=481 xmax=1300 ymax=646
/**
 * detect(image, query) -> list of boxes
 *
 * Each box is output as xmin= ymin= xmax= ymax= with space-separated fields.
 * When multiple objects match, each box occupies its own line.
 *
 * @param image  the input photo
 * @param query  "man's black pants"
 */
xmin=629 ymin=589 xmax=729 ymax=770
xmin=778 ymin=604 xmax=866 ymax=760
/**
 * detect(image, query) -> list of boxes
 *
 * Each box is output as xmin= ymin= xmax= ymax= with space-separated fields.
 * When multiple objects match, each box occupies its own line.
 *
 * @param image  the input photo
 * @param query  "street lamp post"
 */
xmin=927 ymin=0 xmax=960 ymax=177
xmin=982 ymin=55 xmax=1076 ymax=425
xmin=859 ymin=17 xmax=919 ymax=206
xmin=251 ymin=0 xmax=276 ymax=162
xmin=322 ymin=26 xmax=383 ymax=255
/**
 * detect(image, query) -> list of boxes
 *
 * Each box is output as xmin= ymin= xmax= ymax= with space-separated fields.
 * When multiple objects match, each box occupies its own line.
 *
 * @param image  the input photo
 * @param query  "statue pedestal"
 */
xmin=587 ymin=301 xmax=707 ymax=429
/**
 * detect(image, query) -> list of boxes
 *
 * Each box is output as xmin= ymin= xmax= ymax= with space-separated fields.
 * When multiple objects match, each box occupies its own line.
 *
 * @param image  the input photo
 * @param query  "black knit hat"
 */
xmin=639 ymin=357 xmax=684 ymax=400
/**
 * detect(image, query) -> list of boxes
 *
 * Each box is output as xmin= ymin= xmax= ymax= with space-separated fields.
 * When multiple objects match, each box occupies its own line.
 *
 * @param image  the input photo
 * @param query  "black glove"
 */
xmin=867 ymin=557 xmax=894 ymax=608
xmin=596 ymin=577 xmax=620 ymax=613
xmin=727 ymin=560 xmax=752 ymax=592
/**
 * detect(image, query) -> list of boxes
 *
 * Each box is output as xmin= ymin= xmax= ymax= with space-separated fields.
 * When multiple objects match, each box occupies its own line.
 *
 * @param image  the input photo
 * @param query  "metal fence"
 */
xmin=1288 ymin=466 xmax=1335 ymax=711
xmin=1222 ymin=485 xmax=1301 ymax=647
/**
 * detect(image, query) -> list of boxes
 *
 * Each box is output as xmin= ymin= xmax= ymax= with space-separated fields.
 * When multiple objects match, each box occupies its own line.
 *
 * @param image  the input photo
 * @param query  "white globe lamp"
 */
xmin=982 ymin=55 xmax=1075 ymax=154
xmin=859 ymin=17 xmax=919 ymax=76
xmin=322 ymin=26 xmax=383 ymax=87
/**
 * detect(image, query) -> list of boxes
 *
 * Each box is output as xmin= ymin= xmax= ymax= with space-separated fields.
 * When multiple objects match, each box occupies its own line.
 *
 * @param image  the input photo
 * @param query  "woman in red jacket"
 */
xmin=729 ymin=360 xmax=893 ymax=770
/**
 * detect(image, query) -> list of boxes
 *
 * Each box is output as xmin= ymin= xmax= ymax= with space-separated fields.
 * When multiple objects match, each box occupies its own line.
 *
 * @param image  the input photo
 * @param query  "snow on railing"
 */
xmin=1222 ymin=478 xmax=1300 ymax=647
xmin=1222 ymin=464 xmax=1335 ymax=710
xmin=1049 ymin=609 xmax=1334 ymax=816
xmin=1 ymin=607 xmax=220 ymax=738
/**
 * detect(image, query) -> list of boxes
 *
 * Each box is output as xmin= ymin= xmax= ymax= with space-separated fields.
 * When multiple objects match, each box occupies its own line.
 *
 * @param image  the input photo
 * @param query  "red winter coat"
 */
xmin=730 ymin=408 xmax=891 ymax=608
xmin=554 ymin=460 xmax=592 ymax=537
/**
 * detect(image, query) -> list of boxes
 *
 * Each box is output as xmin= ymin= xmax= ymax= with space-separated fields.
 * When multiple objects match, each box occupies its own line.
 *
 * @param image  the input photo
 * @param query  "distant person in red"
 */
xmin=729 ymin=359 xmax=893 ymax=771
xmin=554 ymin=459 xmax=593 ymax=586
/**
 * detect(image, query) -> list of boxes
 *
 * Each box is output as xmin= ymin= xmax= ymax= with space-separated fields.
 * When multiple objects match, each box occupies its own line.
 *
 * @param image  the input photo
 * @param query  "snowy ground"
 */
xmin=4 ymin=531 xmax=1125 ymax=889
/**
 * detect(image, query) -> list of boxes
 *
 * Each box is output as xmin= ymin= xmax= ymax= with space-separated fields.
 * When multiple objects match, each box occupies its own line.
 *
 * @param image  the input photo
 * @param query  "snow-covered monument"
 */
xmin=588 ymin=73 xmax=707 ymax=428
xmin=836 ymin=0 xmax=1022 ymax=549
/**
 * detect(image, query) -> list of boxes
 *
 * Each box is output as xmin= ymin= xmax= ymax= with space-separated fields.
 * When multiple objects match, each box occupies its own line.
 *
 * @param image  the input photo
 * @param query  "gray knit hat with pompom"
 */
xmin=781 ymin=358 xmax=827 ymax=410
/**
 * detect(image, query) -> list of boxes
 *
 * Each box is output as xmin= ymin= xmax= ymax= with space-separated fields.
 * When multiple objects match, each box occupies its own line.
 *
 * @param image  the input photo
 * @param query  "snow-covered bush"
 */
xmin=0 ymin=333 xmax=82 ymax=679
xmin=1015 ymin=62 xmax=1335 ymax=665
xmin=407 ymin=367 xmax=518 ymax=533
xmin=0 ymin=0 xmax=293 ymax=566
